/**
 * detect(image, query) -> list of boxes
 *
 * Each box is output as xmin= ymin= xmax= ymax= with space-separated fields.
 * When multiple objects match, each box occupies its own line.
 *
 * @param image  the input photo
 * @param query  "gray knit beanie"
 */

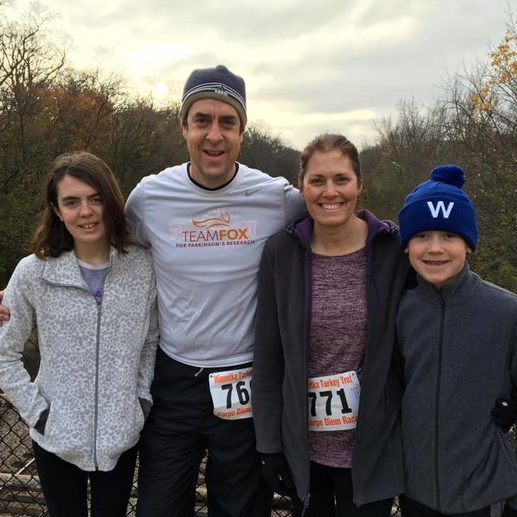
xmin=179 ymin=65 xmax=247 ymax=129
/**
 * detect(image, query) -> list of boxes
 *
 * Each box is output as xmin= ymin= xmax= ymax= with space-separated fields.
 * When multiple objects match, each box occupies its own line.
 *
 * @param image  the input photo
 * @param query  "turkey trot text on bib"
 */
xmin=307 ymin=371 xmax=361 ymax=431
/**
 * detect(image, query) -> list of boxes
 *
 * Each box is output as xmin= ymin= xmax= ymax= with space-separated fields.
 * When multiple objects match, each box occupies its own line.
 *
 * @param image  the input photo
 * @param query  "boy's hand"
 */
xmin=0 ymin=290 xmax=10 ymax=326
xmin=503 ymin=504 xmax=517 ymax=517
xmin=492 ymin=388 xmax=517 ymax=432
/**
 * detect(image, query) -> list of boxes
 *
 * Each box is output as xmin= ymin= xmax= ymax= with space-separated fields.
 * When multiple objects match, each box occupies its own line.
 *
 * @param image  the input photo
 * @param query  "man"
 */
xmin=123 ymin=65 xmax=304 ymax=516
xmin=0 ymin=64 xmax=304 ymax=516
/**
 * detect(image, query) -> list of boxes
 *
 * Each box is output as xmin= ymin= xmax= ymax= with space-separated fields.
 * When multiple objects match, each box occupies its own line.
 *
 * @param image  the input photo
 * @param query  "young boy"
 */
xmin=396 ymin=164 xmax=517 ymax=516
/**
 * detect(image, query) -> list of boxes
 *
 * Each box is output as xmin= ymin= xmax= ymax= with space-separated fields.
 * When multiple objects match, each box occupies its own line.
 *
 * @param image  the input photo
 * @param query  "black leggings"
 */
xmin=33 ymin=441 xmax=137 ymax=517
xmin=292 ymin=462 xmax=393 ymax=517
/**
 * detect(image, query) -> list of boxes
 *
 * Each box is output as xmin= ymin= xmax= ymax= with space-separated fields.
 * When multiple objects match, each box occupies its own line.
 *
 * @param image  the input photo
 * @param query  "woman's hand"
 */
xmin=260 ymin=453 xmax=295 ymax=496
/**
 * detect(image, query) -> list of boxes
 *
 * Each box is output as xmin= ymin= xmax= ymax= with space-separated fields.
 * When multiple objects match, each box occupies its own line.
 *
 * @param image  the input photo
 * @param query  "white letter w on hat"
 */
xmin=427 ymin=201 xmax=454 ymax=218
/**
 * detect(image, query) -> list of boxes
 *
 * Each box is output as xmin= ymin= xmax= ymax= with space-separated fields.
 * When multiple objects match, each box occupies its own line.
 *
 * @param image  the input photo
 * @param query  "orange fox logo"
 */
xmin=192 ymin=212 xmax=231 ymax=229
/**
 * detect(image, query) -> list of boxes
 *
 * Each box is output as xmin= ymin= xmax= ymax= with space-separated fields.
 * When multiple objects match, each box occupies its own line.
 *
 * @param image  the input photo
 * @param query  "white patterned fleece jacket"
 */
xmin=0 ymin=245 xmax=159 ymax=471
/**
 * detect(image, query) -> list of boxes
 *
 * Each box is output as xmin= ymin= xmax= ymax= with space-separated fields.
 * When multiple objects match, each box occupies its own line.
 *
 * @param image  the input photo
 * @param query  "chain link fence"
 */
xmin=0 ymin=336 xmax=408 ymax=516
xmin=0 ymin=336 xmax=303 ymax=516
xmin=2 ymin=341 xmax=516 ymax=516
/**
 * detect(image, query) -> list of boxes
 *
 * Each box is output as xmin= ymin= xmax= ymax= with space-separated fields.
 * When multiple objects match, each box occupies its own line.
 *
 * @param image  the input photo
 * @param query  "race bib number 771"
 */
xmin=308 ymin=371 xmax=361 ymax=432
xmin=209 ymin=367 xmax=253 ymax=420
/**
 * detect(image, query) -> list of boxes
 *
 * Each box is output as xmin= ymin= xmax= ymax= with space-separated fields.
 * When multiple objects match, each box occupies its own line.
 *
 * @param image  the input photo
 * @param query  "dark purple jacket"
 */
xmin=252 ymin=210 xmax=411 ymax=507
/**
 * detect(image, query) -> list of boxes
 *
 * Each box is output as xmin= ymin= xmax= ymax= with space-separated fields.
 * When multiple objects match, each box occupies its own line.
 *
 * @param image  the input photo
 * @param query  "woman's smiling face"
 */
xmin=301 ymin=149 xmax=362 ymax=229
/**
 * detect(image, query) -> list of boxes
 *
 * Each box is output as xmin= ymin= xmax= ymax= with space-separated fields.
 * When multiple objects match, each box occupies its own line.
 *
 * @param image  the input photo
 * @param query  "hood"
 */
xmin=290 ymin=210 xmax=397 ymax=249
xmin=42 ymin=248 xmax=118 ymax=288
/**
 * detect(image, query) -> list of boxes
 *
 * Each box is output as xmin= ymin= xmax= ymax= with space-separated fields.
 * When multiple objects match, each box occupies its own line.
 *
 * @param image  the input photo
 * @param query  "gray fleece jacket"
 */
xmin=0 ymin=246 xmax=159 ymax=471
xmin=397 ymin=264 xmax=517 ymax=513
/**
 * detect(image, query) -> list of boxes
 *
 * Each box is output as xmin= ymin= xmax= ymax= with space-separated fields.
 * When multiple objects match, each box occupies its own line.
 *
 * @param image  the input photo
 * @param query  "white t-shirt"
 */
xmin=126 ymin=162 xmax=305 ymax=367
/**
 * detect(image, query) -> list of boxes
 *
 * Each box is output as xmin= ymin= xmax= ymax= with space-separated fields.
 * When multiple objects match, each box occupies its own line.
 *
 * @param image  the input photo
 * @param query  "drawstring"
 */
xmin=194 ymin=367 xmax=204 ymax=378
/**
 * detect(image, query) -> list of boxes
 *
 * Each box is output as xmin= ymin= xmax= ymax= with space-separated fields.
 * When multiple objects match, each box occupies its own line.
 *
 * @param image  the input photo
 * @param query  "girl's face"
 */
xmin=301 ymin=150 xmax=362 ymax=229
xmin=52 ymin=175 xmax=110 ymax=254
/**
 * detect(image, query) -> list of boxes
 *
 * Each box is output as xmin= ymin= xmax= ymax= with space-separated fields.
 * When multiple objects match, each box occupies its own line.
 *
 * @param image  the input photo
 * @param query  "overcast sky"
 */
xmin=6 ymin=0 xmax=514 ymax=150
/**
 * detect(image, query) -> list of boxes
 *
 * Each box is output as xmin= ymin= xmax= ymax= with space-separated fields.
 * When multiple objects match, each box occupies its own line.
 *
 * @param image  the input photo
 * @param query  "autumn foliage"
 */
xmin=0 ymin=4 xmax=299 ymax=285
xmin=2 ymin=4 xmax=517 ymax=292
xmin=362 ymin=17 xmax=517 ymax=291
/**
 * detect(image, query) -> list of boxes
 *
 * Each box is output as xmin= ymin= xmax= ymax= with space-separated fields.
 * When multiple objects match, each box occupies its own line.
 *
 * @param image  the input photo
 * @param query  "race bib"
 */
xmin=308 ymin=371 xmax=361 ymax=432
xmin=209 ymin=367 xmax=253 ymax=420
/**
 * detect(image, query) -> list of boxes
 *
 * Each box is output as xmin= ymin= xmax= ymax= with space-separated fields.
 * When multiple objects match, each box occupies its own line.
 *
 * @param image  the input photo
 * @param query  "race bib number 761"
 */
xmin=209 ymin=367 xmax=253 ymax=420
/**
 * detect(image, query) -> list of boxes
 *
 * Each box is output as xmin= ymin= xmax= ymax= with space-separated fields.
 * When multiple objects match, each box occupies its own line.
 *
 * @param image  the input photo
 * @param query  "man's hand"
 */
xmin=0 ymin=290 xmax=9 ymax=327
xmin=492 ymin=388 xmax=517 ymax=433
xmin=260 ymin=453 xmax=296 ymax=496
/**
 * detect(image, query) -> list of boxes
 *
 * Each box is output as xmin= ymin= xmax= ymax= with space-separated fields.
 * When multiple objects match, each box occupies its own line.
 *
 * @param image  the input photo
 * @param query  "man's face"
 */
xmin=405 ymin=230 xmax=471 ymax=288
xmin=182 ymin=99 xmax=243 ymax=189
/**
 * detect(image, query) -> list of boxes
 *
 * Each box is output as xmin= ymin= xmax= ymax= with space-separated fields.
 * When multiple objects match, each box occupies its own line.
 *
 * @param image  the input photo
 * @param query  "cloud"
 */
xmin=9 ymin=0 xmax=512 ymax=149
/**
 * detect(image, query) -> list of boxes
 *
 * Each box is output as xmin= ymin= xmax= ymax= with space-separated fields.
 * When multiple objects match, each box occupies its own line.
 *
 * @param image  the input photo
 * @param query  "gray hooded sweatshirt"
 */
xmin=397 ymin=264 xmax=517 ymax=513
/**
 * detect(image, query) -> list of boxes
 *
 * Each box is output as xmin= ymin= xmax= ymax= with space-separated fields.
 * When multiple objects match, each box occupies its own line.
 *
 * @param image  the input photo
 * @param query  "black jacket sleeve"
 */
xmin=252 ymin=240 xmax=285 ymax=454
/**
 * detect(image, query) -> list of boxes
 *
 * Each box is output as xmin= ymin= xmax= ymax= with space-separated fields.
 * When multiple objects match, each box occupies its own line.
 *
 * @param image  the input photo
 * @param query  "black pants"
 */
xmin=292 ymin=462 xmax=393 ymax=517
xmin=399 ymin=496 xmax=492 ymax=517
xmin=33 ymin=441 xmax=137 ymax=517
xmin=136 ymin=349 xmax=271 ymax=517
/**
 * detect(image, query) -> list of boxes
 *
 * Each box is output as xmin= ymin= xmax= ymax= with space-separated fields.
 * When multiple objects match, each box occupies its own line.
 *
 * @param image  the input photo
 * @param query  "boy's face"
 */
xmin=405 ymin=231 xmax=471 ymax=288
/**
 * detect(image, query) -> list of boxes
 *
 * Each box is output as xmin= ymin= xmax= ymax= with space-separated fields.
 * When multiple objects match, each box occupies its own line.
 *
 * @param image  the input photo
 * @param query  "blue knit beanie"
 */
xmin=179 ymin=65 xmax=247 ymax=129
xmin=398 ymin=164 xmax=478 ymax=251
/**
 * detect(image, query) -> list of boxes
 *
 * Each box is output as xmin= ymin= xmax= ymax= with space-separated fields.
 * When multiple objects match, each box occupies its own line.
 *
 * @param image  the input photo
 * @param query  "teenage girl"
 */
xmin=0 ymin=151 xmax=158 ymax=517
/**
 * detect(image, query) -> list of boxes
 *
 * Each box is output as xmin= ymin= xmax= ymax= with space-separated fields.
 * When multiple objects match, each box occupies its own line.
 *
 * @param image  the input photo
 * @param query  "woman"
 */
xmin=252 ymin=134 xmax=410 ymax=516
xmin=0 ymin=151 xmax=158 ymax=517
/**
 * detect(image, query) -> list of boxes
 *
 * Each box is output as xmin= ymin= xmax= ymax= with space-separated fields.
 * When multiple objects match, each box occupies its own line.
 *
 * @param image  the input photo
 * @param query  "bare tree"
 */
xmin=240 ymin=124 xmax=299 ymax=182
xmin=439 ymin=19 xmax=517 ymax=287
xmin=0 ymin=2 xmax=67 ymax=192
xmin=362 ymin=99 xmax=453 ymax=221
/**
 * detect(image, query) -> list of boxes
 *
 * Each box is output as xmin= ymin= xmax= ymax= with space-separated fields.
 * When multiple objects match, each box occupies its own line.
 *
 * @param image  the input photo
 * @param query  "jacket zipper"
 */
xmin=351 ymin=234 xmax=381 ymax=504
xmin=46 ymin=257 xmax=112 ymax=470
xmin=434 ymin=292 xmax=446 ymax=511
xmin=302 ymin=249 xmax=311 ymax=515
xmin=93 ymin=300 xmax=102 ymax=470
xmin=92 ymin=265 xmax=112 ymax=470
